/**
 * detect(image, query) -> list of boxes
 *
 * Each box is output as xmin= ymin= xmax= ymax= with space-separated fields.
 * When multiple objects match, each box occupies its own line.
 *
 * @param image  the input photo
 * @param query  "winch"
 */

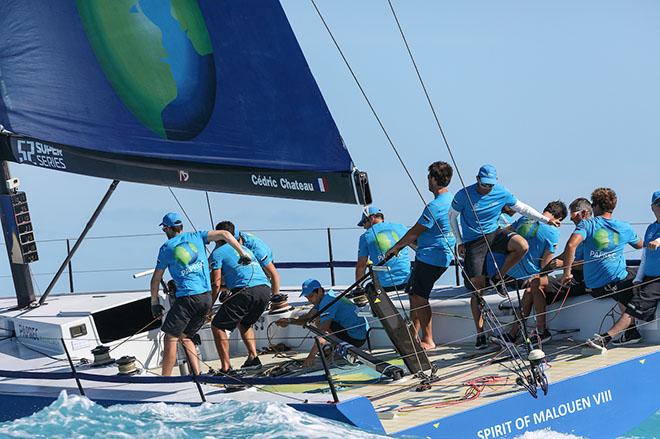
xmin=116 ymin=355 xmax=139 ymax=375
xmin=90 ymin=345 xmax=114 ymax=367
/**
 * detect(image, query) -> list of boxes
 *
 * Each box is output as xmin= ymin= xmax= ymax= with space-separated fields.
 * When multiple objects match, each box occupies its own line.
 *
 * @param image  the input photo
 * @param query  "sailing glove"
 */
xmin=151 ymin=303 xmax=165 ymax=318
xmin=238 ymin=255 xmax=252 ymax=266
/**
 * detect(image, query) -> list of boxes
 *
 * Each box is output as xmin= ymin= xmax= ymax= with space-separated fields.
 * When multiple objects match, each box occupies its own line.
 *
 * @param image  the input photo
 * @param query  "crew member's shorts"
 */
xmin=463 ymin=228 xmax=517 ymax=284
xmin=161 ymin=292 xmax=212 ymax=338
xmin=212 ymin=284 xmax=272 ymax=331
xmin=330 ymin=321 xmax=366 ymax=347
xmin=625 ymin=276 xmax=660 ymax=322
xmin=588 ymin=268 xmax=637 ymax=305
xmin=544 ymin=274 xmax=587 ymax=305
xmin=406 ymin=260 xmax=448 ymax=300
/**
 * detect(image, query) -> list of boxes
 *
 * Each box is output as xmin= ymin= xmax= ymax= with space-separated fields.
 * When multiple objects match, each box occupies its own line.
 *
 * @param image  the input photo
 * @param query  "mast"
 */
xmin=0 ymin=155 xmax=36 ymax=308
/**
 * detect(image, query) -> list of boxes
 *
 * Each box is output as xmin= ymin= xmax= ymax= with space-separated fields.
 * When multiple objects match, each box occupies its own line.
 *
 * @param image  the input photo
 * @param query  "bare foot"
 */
xmin=420 ymin=341 xmax=436 ymax=350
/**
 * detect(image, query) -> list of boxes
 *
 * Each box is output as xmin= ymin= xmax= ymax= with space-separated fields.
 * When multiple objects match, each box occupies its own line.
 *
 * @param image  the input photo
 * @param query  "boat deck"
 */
xmin=190 ymin=337 xmax=660 ymax=435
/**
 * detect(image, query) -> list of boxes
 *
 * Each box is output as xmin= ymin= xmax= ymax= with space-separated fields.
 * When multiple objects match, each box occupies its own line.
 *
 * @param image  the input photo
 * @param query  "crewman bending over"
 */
xmin=209 ymin=231 xmax=273 ymax=374
xmin=276 ymin=279 xmax=369 ymax=368
xmin=215 ymin=220 xmax=281 ymax=295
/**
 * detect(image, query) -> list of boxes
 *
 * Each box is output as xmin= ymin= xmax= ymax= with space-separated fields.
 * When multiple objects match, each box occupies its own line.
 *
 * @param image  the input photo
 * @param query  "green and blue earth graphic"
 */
xmin=376 ymin=231 xmax=400 ymax=253
xmin=76 ymin=0 xmax=216 ymax=140
xmin=593 ymin=228 xmax=619 ymax=251
xmin=516 ymin=219 xmax=539 ymax=239
xmin=173 ymin=242 xmax=199 ymax=266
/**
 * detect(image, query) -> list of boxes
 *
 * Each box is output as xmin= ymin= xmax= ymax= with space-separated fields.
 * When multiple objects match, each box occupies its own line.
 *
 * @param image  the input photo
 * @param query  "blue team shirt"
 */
xmin=317 ymin=290 xmax=369 ymax=340
xmin=643 ymin=222 xmax=660 ymax=277
xmin=156 ymin=231 xmax=211 ymax=298
xmin=416 ymin=192 xmax=456 ymax=267
xmin=575 ymin=217 xmax=640 ymax=289
xmin=508 ymin=218 xmax=560 ymax=279
xmin=358 ymin=222 xmax=411 ymax=287
xmin=452 ymin=183 xmax=518 ymax=243
xmin=239 ymin=232 xmax=274 ymax=267
xmin=209 ymin=244 xmax=271 ymax=290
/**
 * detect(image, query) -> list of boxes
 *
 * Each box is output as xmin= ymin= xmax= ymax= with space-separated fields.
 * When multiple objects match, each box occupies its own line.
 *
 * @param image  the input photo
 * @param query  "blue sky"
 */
xmin=1 ymin=0 xmax=657 ymax=297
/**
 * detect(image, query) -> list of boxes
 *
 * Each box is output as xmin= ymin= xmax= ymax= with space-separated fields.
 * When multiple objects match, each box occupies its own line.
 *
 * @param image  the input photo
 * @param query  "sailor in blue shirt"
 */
xmin=448 ymin=164 xmax=560 ymax=349
xmin=488 ymin=201 xmax=567 ymax=346
xmin=215 ymin=220 xmax=280 ymax=295
xmin=560 ymin=188 xmax=643 ymax=350
xmin=585 ymin=190 xmax=659 ymax=351
xmin=276 ymin=279 xmax=369 ymax=368
xmin=356 ymin=206 xmax=411 ymax=291
xmin=209 ymin=234 xmax=273 ymax=374
xmin=150 ymin=212 xmax=249 ymax=376
xmin=386 ymin=161 xmax=455 ymax=350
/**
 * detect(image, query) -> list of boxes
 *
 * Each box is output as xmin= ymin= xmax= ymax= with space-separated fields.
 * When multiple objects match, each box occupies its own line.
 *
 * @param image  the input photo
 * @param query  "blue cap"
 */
xmin=300 ymin=278 xmax=322 ymax=297
xmin=159 ymin=212 xmax=183 ymax=227
xmin=477 ymin=164 xmax=498 ymax=185
xmin=357 ymin=206 xmax=382 ymax=226
xmin=653 ymin=190 xmax=660 ymax=205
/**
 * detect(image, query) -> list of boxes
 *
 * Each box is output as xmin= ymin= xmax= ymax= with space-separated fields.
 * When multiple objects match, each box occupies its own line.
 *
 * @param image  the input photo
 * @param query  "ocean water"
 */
xmin=0 ymin=393 xmax=655 ymax=439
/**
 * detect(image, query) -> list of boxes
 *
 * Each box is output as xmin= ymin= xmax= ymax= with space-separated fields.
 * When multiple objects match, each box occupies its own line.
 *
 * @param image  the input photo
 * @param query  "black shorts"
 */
xmin=161 ymin=292 xmax=212 ymax=338
xmin=405 ymin=260 xmax=448 ymax=300
xmin=625 ymin=276 xmax=660 ymax=322
xmin=330 ymin=321 xmax=366 ymax=347
xmin=588 ymin=268 xmax=636 ymax=305
xmin=464 ymin=228 xmax=517 ymax=283
xmin=212 ymin=284 xmax=271 ymax=331
xmin=544 ymin=275 xmax=587 ymax=305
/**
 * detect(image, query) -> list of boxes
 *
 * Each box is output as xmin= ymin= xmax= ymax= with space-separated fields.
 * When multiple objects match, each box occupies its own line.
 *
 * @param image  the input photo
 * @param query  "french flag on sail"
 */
xmin=317 ymin=177 xmax=328 ymax=192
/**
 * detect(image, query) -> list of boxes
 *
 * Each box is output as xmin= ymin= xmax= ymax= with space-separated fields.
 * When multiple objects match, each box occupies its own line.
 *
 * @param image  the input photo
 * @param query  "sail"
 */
xmin=0 ymin=0 xmax=370 ymax=204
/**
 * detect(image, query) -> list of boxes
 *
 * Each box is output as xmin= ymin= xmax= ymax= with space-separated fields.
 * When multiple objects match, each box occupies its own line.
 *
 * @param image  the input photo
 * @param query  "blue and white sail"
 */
xmin=0 ymin=0 xmax=370 ymax=204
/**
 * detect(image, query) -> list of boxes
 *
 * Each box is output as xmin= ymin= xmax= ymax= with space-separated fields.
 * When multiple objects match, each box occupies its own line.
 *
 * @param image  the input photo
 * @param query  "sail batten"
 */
xmin=0 ymin=0 xmax=370 ymax=204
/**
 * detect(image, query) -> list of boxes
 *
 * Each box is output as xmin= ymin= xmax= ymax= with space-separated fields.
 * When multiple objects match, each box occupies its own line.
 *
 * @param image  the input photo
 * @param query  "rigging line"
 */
xmin=308 ymin=0 xmax=480 ymax=301
xmin=386 ymin=0 xmax=527 ymax=309
xmin=546 ymin=315 xmax=660 ymax=362
xmin=34 ymin=275 xmax=658 ymax=350
xmin=167 ymin=187 xmax=198 ymax=232
xmin=205 ymin=192 xmax=215 ymax=229
xmin=309 ymin=0 xmax=425 ymax=204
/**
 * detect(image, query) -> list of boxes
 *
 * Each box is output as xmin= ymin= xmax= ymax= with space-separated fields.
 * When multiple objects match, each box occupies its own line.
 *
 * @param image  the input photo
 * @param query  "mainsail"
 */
xmin=0 ymin=0 xmax=370 ymax=204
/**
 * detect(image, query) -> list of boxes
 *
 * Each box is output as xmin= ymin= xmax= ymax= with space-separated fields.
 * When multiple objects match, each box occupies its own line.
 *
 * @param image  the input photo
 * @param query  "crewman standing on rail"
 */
xmin=355 ymin=206 xmax=411 ymax=291
xmin=215 ymin=221 xmax=281 ymax=295
xmin=386 ymin=161 xmax=455 ymax=350
xmin=150 ymin=212 xmax=249 ymax=376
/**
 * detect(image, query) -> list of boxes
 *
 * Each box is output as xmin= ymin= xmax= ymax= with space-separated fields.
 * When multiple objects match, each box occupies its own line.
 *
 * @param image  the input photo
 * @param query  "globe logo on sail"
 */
xmin=76 ymin=0 xmax=216 ymax=140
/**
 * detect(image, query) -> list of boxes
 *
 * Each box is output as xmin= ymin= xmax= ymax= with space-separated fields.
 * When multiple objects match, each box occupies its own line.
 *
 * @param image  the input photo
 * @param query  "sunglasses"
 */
xmin=478 ymin=181 xmax=494 ymax=188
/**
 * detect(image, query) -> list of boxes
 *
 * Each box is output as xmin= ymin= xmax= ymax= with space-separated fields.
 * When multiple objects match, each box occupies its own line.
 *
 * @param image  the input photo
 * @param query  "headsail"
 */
xmin=0 ymin=0 xmax=370 ymax=204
